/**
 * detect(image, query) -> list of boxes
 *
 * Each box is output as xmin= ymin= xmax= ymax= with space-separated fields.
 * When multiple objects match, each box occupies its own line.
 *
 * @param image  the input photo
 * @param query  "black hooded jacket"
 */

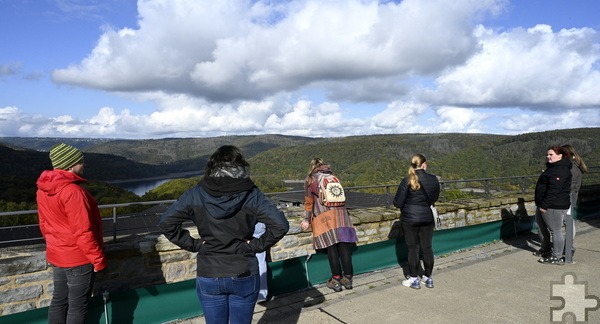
xmin=535 ymin=158 xmax=572 ymax=210
xmin=158 ymin=176 xmax=289 ymax=278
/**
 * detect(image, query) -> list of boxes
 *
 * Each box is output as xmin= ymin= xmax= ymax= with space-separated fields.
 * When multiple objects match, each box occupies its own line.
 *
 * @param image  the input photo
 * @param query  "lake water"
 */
xmin=115 ymin=178 xmax=175 ymax=196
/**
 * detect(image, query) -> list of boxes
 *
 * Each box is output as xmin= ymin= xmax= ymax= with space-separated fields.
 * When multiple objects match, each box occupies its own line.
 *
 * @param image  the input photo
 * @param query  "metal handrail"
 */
xmin=1 ymin=169 xmax=598 ymax=246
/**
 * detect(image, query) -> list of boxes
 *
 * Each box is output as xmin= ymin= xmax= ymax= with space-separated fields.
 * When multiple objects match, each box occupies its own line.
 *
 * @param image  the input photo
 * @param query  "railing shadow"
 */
xmin=256 ymin=257 xmax=325 ymax=324
xmin=500 ymin=197 xmax=537 ymax=253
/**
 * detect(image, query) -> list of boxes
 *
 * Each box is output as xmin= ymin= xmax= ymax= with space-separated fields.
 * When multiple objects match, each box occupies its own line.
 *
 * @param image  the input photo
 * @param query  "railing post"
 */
xmin=521 ymin=177 xmax=526 ymax=194
xmin=112 ymin=207 xmax=117 ymax=243
xmin=484 ymin=180 xmax=490 ymax=196
xmin=385 ymin=186 xmax=391 ymax=209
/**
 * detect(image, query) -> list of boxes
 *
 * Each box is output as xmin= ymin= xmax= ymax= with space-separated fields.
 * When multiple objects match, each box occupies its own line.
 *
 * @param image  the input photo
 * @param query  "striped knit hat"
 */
xmin=49 ymin=143 xmax=84 ymax=170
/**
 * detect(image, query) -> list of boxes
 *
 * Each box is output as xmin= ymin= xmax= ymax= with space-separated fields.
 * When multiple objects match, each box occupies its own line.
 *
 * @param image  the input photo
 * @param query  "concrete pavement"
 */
xmin=176 ymin=216 xmax=600 ymax=324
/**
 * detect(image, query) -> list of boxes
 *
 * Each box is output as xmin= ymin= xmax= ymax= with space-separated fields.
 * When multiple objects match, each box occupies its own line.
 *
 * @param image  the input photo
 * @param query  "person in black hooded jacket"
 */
xmin=534 ymin=146 xmax=572 ymax=265
xmin=159 ymin=145 xmax=289 ymax=324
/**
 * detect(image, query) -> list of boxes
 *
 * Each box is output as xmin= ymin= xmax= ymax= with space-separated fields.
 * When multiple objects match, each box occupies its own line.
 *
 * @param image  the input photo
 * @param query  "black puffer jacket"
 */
xmin=159 ymin=176 xmax=289 ymax=278
xmin=393 ymin=169 xmax=440 ymax=223
xmin=535 ymin=158 xmax=572 ymax=210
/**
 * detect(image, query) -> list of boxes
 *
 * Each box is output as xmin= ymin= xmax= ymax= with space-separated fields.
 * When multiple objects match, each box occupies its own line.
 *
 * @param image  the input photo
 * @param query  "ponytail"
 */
xmin=407 ymin=154 xmax=426 ymax=191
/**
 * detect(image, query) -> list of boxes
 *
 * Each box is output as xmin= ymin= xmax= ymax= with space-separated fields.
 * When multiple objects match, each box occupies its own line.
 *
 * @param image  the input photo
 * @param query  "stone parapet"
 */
xmin=0 ymin=192 xmax=563 ymax=316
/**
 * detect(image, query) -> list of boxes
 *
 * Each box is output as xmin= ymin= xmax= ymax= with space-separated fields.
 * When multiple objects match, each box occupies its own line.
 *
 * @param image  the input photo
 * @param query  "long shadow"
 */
xmin=86 ymin=235 xmax=167 ymax=324
xmin=389 ymin=220 xmax=410 ymax=277
xmin=578 ymin=198 xmax=600 ymax=228
xmin=257 ymin=257 xmax=325 ymax=323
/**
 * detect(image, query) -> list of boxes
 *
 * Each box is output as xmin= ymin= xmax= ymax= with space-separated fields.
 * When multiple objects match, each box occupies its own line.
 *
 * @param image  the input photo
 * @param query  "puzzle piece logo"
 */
xmin=551 ymin=272 xmax=600 ymax=323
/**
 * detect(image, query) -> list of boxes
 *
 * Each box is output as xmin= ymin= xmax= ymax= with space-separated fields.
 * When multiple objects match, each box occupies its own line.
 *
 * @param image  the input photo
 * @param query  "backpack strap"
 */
xmin=418 ymin=179 xmax=433 ymax=206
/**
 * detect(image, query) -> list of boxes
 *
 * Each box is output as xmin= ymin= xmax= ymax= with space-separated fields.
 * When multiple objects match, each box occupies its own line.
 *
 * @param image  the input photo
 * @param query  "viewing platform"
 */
xmin=1 ymin=176 xmax=599 ymax=323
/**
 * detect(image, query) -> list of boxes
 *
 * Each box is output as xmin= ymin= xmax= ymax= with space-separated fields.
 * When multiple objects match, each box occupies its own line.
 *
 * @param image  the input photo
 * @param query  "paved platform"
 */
xmin=177 ymin=215 xmax=600 ymax=324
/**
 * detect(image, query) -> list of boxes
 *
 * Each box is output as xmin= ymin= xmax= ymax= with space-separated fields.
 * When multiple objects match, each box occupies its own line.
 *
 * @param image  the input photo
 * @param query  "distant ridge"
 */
xmin=1 ymin=128 xmax=598 ymax=204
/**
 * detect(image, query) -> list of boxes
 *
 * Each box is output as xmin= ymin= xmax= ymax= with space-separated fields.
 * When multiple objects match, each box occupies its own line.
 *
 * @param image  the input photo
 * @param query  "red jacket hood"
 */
xmin=36 ymin=169 xmax=86 ymax=196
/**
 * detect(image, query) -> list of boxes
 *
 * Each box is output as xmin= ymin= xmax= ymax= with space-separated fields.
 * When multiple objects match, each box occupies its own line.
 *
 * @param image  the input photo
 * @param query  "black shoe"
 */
xmin=533 ymin=250 xmax=550 ymax=258
xmin=538 ymin=256 xmax=564 ymax=265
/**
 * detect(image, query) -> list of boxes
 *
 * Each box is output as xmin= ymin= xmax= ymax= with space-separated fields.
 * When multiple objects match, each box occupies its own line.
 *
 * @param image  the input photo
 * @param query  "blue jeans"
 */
xmin=196 ymin=274 xmax=259 ymax=324
xmin=48 ymin=264 xmax=95 ymax=324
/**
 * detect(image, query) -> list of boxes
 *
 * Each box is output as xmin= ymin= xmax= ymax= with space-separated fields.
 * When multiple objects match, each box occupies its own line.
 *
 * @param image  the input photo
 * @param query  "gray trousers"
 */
xmin=535 ymin=207 xmax=567 ymax=259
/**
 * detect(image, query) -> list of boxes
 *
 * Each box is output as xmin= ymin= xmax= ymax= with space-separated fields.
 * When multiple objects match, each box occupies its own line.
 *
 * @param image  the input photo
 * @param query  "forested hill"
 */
xmin=0 ymin=128 xmax=598 ymax=207
xmin=247 ymin=128 xmax=599 ymax=184
xmin=84 ymin=134 xmax=321 ymax=164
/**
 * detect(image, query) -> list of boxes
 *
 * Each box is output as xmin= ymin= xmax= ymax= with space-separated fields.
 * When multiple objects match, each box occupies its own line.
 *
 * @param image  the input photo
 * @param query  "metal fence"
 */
xmin=1 ymin=167 xmax=598 ymax=247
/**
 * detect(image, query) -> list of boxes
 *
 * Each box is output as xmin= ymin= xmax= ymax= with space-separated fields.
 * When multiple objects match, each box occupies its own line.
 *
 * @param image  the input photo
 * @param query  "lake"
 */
xmin=111 ymin=172 xmax=201 ymax=196
xmin=116 ymin=178 xmax=174 ymax=196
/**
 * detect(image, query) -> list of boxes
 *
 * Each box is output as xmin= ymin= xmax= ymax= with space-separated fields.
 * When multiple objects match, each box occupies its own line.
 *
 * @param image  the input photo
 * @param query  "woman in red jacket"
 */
xmin=36 ymin=143 xmax=106 ymax=324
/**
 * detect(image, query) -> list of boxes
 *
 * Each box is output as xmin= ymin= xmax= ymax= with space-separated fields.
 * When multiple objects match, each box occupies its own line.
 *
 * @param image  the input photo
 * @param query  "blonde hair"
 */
xmin=306 ymin=157 xmax=325 ymax=186
xmin=407 ymin=154 xmax=426 ymax=191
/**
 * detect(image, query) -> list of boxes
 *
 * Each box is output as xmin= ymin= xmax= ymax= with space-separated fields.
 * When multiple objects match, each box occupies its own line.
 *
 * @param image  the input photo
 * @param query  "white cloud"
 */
xmin=434 ymin=106 xmax=488 ymax=133
xmin=498 ymin=108 xmax=600 ymax=134
xmin=52 ymin=0 xmax=504 ymax=102
xmin=5 ymin=0 xmax=598 ymax=139
xmin=423 ymin=24 xmax=600 ymax=108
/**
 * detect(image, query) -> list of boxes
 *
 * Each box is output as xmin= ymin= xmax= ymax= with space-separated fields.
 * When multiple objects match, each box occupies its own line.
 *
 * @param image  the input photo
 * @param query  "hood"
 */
xmin=546 ymin=158 xmax=573 ymax=170
xmin=36 ymin=169 xmax=85 ymax=196
xmin=199 ymin=176 xmax=255 ymax=219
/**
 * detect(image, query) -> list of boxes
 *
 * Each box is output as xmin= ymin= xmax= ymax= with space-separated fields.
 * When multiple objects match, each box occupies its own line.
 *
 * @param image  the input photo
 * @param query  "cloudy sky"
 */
xmin=1 ymin=0 xmax=599 ymax=139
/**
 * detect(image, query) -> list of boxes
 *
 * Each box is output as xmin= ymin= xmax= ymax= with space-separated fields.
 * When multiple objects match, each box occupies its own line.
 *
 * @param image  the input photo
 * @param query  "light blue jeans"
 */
xmin=196 ymin=274 xmax=259 ymax=324
xmin=535 ymin=207 xmax=567 ymax=259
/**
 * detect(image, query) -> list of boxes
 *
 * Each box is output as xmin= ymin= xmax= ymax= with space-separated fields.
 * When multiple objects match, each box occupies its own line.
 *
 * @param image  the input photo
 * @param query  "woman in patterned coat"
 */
xmin=301 ymin=158 xmax=358 ymax=292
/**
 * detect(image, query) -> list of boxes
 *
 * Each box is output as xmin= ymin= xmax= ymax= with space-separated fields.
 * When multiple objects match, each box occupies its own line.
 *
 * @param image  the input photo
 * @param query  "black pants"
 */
xmin=48 ymin=264 xmax=96 ymax=324
xmin=402 ymin=221 xmax=434 ymax=277
xmin=326 ymin=242 xmax=354 ymax=277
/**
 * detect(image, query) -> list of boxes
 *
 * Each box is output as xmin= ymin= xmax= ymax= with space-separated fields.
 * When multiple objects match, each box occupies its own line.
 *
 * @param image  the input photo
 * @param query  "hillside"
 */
xmin=0 ymin=137 xmax=112 ymax=151
xmin=248 ymin=133 xmax=507 ymax=183
xmin=246 ymin=129 xmax=600 ymax=187
xmin=84 ymin=134 xmax=322 ymax=165
xmin=0 ymin=128 xmax=597 ymax=208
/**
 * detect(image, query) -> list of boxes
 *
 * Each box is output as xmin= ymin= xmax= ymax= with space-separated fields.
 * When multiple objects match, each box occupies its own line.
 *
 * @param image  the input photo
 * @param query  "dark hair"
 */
xmin=547 ymin=146 xmax=566 ymax=156
xmin=204 ymin=145 xmax=249 ymax=176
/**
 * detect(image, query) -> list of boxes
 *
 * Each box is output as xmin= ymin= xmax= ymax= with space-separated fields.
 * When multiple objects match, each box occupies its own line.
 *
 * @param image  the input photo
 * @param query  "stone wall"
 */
xmin=0 ymin=193 xmax=547 ymax=316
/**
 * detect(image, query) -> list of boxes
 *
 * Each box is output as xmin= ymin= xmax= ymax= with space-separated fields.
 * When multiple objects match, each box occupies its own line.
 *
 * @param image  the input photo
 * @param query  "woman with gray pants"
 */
xmin=534 ymin=146 xmax=572 ymax=265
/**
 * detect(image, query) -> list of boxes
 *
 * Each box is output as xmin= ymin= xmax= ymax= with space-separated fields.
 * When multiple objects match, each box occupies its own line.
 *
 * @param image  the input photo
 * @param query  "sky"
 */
xmin=1 ymin=0 xmax=599 ymax=139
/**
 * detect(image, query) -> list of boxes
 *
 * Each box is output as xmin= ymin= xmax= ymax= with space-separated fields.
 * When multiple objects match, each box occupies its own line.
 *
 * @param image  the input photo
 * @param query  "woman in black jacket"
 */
xmin=159 ymin=145 xmax=289 ymax=324
xmin=393 ymin=154 xmax=440 ymax=289
xmin=534 ymin=146 xmax=572 ymax=265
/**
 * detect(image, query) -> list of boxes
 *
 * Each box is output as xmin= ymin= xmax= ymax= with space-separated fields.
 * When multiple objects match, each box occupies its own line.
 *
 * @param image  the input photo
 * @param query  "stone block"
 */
xmin=0 ymin=255 xmax=47 ymax=276
xmin=0 ymin=285 xmax=42 ymax=303
xmin=1 ymin=302 xmax=35 ymax=316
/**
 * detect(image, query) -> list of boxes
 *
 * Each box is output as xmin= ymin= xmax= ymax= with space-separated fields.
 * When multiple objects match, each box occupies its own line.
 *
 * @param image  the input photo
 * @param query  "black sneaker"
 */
xmin=538 ymin=256 xmax=564 ymax=265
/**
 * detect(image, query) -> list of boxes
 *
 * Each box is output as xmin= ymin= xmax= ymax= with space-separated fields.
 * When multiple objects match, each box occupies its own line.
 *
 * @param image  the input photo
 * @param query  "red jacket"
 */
xmin=36 ymin=170 xmax=106 ymax=271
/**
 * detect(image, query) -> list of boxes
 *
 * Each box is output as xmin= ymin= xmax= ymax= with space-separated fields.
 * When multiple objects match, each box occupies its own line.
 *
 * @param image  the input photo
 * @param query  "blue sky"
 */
xmin=1 ymin=0 xmax=599 ymax=139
